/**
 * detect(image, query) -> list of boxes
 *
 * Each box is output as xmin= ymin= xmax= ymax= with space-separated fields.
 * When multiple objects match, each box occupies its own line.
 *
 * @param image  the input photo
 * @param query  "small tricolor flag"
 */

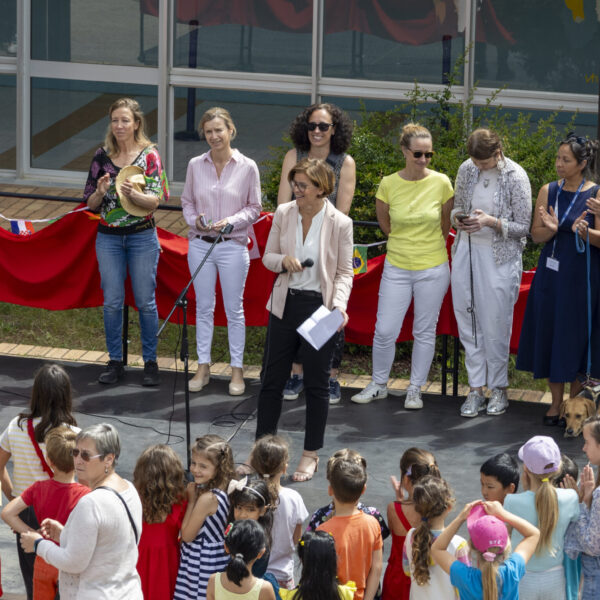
xmin=10 ymin=220 xmax=34 ymax=236
xmin=352 ymin=245 xmax=367 ymax=275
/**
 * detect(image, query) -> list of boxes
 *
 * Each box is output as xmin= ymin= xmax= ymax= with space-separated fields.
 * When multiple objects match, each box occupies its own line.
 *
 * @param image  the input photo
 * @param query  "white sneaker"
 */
xmin=460 ymin=390 xmax=486 ymax=418
xmin=404 ymin=386 xmax=423 ymax=410
xmin=351 ymin=381 xmax=388 ymax=404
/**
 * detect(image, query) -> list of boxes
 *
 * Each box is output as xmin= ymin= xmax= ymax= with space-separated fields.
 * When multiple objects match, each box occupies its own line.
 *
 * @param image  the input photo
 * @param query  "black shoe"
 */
xmin=142 ymin=360 xmax=160 ymax=386
xmin=543 ymin=414 xmax=559 ymax=426
xmin=98 ymin=360 xmax=124 ymax=384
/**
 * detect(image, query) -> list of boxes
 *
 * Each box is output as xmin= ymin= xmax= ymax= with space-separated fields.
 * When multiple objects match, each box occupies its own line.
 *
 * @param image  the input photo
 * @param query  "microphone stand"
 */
xmin=157 ymin=224 xmax=234 ymax=468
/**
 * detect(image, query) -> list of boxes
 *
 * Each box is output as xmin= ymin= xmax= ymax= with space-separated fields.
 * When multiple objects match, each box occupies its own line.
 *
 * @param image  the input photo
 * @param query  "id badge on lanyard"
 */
xmin=546 ymin=178 xmax=585 ymax=271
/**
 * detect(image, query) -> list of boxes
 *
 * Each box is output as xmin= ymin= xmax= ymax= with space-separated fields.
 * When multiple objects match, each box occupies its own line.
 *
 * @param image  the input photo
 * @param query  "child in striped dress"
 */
xmin=174 ymin=435 xmax=235 ymax=600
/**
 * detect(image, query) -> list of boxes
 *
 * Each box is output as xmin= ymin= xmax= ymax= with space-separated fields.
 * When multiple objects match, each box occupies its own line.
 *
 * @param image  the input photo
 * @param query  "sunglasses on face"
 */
xmin=307 ymin=122 xmax=333 ymax=132
xmin=409 ymin=150 xmax=435 ymax=159
xmin=71 ymin=449 xmax=102 ymax=461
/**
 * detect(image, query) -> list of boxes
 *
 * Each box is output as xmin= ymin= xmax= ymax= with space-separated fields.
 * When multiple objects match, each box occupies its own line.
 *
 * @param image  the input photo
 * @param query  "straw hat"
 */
xmin=115 ymin=166 xmax=153 ymax=217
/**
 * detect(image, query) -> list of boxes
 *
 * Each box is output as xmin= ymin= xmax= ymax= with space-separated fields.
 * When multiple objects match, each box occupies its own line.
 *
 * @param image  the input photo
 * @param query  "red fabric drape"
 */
xmin=0 ymin=207 xmax=531 ymax=353
xmin=140 ymin=0 xmax=513 ymax=46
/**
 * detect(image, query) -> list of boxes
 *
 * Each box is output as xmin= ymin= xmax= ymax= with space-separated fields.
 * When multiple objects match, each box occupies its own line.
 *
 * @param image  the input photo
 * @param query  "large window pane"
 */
xmin=173 ymin=1 xmax=312 ymax=75
xmin=475 ymin=1 xmax=600 ymax=93
xmin=0 ymin=0 xmax=16 ymax=57
xmin=172 ymin=89 xmax=310 ymax=183
xmin=0 ymin=75 xmax=16 ymax=170
xmin=323 ymin=0 xmax=464 ymax=84
xmin=31 ymin=0 xmax=158 ymax=66
xmin=31 ymin=79 xmax=157 ymax=171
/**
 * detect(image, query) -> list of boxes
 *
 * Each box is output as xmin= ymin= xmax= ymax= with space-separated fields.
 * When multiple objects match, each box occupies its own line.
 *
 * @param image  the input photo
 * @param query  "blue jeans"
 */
xmin=95 ymin=228 xmax=160 ymax=362
xmin=581 ymin=554 xmax=600 ymax=600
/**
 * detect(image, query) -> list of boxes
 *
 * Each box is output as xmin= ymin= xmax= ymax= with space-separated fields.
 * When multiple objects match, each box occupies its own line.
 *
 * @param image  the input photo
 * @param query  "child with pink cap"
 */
xmin=504 ymin=435 xmax=579 ymax=600
xmin=431 ymin=500 xmax=539 ymax=600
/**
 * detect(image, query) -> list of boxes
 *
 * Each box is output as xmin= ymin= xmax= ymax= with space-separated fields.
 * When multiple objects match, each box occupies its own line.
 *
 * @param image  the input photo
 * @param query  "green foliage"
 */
xmin=260 ymin=56 xmax=576 ymax=268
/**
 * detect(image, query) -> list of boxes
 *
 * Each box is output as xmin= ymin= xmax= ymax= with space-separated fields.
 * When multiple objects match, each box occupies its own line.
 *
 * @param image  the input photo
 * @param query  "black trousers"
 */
xmin=17 ymin=505 xmax=38 ymax=600
xmin=256 ymin=291 xmax=337 ymax=451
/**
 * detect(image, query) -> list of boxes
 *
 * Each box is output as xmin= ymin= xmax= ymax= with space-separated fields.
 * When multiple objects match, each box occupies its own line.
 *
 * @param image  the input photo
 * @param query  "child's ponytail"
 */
xmin=411 ymin=476 xmax=454 ymax=585
xmin=530 ymin=471 xmax=559 ymax=555
xmin=224 ymin=520 xmax=266 ymax=587
xmin=250 ymin=435 xmax=289 ymax=505
xmin=479 ymin=555 xmax=500 ymax=600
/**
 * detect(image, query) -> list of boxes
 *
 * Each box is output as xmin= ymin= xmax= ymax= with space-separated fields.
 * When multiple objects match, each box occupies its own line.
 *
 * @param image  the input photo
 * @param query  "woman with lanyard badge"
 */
xmin=517 ymin=134 xmax=600 ymax=425
xmin=451 ymin=129 xmax=531 ymax=418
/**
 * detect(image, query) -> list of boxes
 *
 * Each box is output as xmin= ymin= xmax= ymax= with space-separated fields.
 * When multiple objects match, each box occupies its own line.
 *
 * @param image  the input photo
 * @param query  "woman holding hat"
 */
xmin=181 ymin=107 xmax=261 ymax=396
xmin=451 ymin=128 xmax=531 ymax=419
xmin=84 ymin=97 xmax=169 ymax=387
xmin=504 ymin=435 xmax=579 ymax=600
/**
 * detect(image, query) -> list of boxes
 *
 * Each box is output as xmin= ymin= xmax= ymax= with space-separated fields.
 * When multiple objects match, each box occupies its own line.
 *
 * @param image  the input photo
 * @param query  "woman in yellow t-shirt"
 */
xmin=352 ymin=124 xmax=454 ymax=409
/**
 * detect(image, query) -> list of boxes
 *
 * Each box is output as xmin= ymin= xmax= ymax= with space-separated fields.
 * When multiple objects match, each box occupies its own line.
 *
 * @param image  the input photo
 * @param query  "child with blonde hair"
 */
xmin=504 ymin=436 xmax=579 ymax=599
xmin=174 ymin=435 xmax=235 ymax=600
xmin=250 ymin=435 xmax=308 ymax=589
xmin=432 ymin=500 xmax=540 ymax=600
xmin=382 ymin=447 xmax=441 ymax=600
xmin=403 ymin=476 xmax=469 ymax=599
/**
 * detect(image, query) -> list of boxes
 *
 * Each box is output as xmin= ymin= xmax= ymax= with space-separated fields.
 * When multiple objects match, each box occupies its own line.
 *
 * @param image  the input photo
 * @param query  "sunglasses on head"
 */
xmin=307 ymin=122 xmax=333 ymax=132
xmin=71 ymin=449 xmax=102 ymax=462
xmin=409 ymin=149 xmax=435 ymax=159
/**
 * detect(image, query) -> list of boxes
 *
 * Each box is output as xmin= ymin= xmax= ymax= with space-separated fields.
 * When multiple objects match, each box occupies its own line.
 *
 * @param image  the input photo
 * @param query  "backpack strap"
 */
xmin=26 ymin=419 xmax=53 ymax=478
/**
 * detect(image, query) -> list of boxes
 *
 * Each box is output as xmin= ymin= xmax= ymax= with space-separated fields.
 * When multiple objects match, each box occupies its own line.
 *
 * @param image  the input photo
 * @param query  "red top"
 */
xmin=382 ymin=502 xmax=412 ymax=600
xmin=21 ymin=479 xmax=90 ymax=529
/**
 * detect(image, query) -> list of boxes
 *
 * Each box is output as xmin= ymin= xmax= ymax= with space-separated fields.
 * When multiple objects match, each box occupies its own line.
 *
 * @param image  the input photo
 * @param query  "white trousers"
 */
xmin=188 ymin=238 xmax=250 ymax=368
xmin=450 ymin=241 xmax=521 ymax=389
xmin=372 ymin=260 xmax=450 ymax=386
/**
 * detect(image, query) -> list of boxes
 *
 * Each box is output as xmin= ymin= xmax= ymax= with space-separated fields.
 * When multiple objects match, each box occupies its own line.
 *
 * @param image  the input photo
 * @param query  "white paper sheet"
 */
xmin=296 ymin=305 xmax=344 ymax=350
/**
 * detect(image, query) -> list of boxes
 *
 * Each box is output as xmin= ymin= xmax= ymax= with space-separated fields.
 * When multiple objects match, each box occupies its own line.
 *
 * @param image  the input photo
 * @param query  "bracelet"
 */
xmin=33 ymin=538 xmax=43 ymax=554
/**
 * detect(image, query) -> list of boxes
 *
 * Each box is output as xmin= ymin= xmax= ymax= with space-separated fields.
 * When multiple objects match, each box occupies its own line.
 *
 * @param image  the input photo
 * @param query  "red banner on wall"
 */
xmin=0 ymin=207 xmax=530 ymax=353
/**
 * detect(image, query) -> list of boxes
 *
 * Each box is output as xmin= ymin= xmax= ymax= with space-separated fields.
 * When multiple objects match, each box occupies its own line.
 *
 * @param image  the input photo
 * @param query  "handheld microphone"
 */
xmin=281 ymin=258 xmax=314 ymax=273
xmin=220 ymin=224 xmax=234 ymax=235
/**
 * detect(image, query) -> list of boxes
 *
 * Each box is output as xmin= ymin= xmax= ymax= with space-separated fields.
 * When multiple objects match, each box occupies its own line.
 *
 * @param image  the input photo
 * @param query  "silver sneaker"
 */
xmin=404 ymin=386 xmax=423 ymax=410
xmin=460 ymin=391 xmax=486 ymax=418
xmin=487 ymin=389 xmax=509 ymax=415
xmin=351 ymin=381 xmax=388 ymax=404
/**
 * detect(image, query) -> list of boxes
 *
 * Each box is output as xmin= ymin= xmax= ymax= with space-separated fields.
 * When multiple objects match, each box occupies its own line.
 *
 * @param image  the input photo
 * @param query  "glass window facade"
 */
xmin=0 ymin=1 xmax=595 ymax=182
xmin=172 ymin=88 xmax=310 ymax=182
xmin=474 ymin=0 xmax=600 ymax=94
xmin=0 ymin=75 xmax=16 ymax=170
xmin=31 ymin=0 xmax=159 ymax=67
xmin=0 ymin=0 xmax=16 ymax=58
xmin=173 ymin=0 xmax=312 ymax=75
xmin=30 ymin=79 xmax=157 ymax=171
xmin=323 ymin=0 xmax=464 ymax=84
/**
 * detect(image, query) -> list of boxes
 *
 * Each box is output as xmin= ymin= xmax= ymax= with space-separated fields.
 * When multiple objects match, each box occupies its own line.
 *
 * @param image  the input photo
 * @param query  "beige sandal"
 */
xmin=292 ymin=452 xmax=319 ymax=482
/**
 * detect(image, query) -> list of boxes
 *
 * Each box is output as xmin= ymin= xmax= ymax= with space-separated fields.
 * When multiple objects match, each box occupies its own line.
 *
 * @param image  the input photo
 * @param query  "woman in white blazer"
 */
xmin=255 ymin=158 xmax=354 ymax=481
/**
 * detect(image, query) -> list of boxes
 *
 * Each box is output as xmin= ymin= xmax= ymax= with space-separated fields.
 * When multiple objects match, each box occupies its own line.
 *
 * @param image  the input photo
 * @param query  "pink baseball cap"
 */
xmin=467 ymin=505 xmax=508 ymax=562
xmin=518 ymin=436 xmax=561 ymax=475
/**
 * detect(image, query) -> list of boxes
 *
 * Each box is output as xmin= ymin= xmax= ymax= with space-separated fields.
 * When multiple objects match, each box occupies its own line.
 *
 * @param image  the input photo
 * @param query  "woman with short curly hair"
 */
xmin=277 ymin=102 xmax=356 ymax=405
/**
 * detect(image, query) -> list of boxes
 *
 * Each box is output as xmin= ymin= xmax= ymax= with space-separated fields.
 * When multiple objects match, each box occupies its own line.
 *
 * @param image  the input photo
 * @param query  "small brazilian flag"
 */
xmin=353 ymin=245 xmax=367 ymax=275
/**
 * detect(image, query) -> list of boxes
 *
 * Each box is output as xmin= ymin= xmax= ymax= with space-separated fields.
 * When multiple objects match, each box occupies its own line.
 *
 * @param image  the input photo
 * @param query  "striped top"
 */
xmin=181 ymin=149 xmax=262 ymax=246
xmin=0 ymin=416 xmax=79 ymax=496
xmin=174 ymin=488 xmax=230 ymax=600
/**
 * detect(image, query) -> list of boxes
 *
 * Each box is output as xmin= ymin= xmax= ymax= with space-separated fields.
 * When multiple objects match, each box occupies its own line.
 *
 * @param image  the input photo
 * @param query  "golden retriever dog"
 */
xmin=560 ymin=394 xmax=598 ymax=438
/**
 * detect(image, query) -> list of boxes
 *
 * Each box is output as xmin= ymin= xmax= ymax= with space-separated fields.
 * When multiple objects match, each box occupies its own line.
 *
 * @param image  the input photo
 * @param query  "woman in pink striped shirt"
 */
xmin=181 ymin=107 xmax=262 ymax=396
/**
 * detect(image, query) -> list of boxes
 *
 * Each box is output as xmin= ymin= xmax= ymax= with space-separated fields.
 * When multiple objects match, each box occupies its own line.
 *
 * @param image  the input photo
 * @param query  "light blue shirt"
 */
xmin=504 ymin=488 xmax=579 ymax=571
xmin=450 ymin=553 xmax=525 ymax=600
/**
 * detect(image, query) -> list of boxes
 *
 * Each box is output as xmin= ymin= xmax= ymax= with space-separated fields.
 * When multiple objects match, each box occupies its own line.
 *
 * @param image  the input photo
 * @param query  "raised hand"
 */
xmin=539 ymin=204 xmax=559 ymax=233
xmin=572 ymin=211 xmax=589 ymax=238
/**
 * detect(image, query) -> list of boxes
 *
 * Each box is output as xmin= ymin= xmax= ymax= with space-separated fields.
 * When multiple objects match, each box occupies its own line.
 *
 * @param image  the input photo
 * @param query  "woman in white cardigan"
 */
xmin=20 ymin=423 xmax=142 ymax=600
